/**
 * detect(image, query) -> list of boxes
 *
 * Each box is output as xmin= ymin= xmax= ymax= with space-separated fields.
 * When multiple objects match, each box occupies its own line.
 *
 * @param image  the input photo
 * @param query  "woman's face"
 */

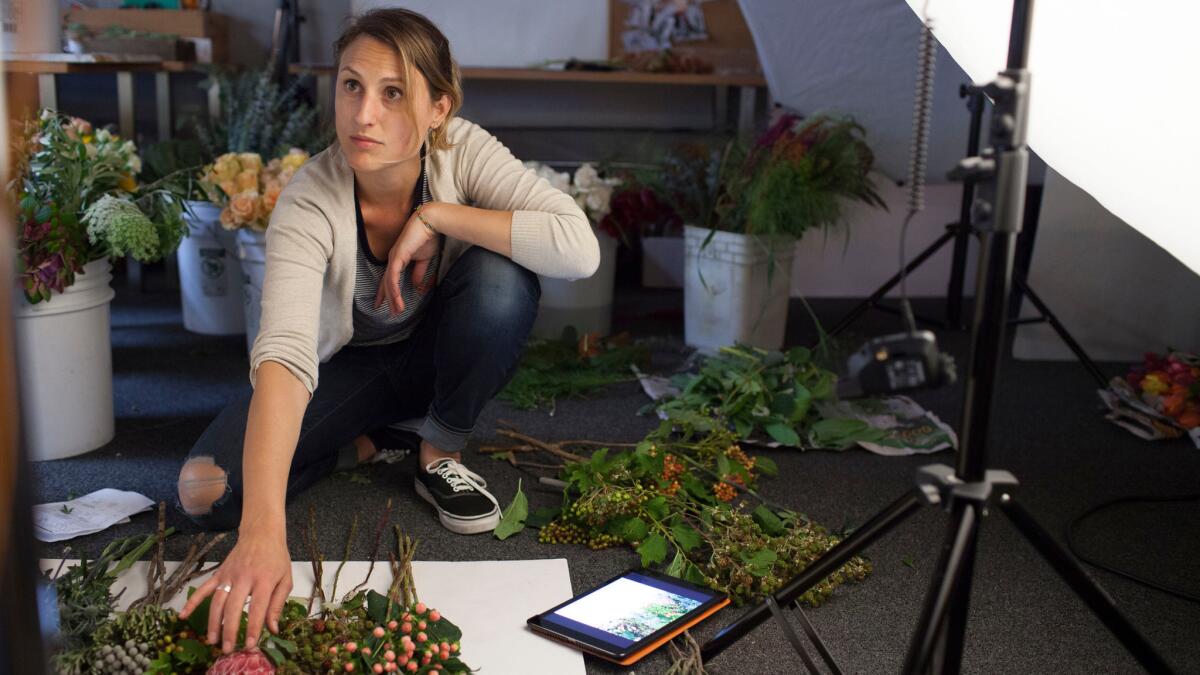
xmin=335 ymin=36 xmax=448 ymax=174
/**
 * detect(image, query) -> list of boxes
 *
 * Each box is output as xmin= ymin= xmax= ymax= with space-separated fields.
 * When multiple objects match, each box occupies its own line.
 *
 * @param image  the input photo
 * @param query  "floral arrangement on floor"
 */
xmin=198 ymin=149 xmax=309 ymax=231
xmin=524 ymin=161 xmax=622 ymax=235
xmin=47 ymin=505 xmax=469 ymax=675
xmin=11 ymin=110 xmax=190 ymax=303
xmin=1124 ymin=351 xmax=1200 ymax=430
xmin=485 ymin=419 xmax=870 ymax=607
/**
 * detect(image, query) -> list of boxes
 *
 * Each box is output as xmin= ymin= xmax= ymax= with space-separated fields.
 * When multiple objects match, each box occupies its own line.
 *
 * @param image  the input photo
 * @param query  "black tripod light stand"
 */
xmin=700 ymin=2 xmax=1174 ymax=672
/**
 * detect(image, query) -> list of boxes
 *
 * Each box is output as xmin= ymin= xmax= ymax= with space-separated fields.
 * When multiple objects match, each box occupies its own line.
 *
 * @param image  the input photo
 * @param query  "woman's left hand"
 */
xmin=376 ymin=205 xmax=440 ymax=315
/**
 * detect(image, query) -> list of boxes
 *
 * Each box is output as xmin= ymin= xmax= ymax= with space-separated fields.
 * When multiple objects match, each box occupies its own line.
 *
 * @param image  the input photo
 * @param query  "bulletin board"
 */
xmin=608 ymin=0 xmax=761 ymax=74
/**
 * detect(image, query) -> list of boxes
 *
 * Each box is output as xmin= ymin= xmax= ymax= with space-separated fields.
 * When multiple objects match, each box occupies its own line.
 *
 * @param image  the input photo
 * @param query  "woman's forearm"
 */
xmin=239 ymin=361 xmax=310 ymax=536
xmin=421 ymin=202 xmax=512 ymax=258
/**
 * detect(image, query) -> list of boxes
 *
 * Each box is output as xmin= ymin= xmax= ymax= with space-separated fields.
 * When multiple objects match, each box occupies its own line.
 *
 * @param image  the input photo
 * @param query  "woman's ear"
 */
xmin=431 ymin=93 xmax=451 ymax=129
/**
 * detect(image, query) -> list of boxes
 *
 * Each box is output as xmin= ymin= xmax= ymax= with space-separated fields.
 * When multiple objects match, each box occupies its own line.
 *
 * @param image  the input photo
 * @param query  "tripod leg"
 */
xmin=903 ymin=502 xmax=979 ymax=675
xmin=998 ymin=495 xmax=1176 ymax=674
xmin=701 ymin=489 xmax=928 ymax=663
xmin=765 ymin=596 xmax=822 ymax=674
xmin=1009 ymin=276 xmax=1108 ymax=388
xmin=829 ymin=231 xmax=956 ymax=338
xmin=939 ymin=511 xmax=981 ymax=674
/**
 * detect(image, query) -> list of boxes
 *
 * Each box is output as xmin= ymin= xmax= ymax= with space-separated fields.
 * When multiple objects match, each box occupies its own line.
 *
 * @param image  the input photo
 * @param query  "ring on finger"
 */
xmin=217 ymin=584 xmax=233 ymax=593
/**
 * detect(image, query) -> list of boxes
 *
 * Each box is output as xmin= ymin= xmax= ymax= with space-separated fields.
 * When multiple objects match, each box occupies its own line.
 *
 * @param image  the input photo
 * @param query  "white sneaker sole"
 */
xmin=414 ymin=479 xmax=501 ymax=535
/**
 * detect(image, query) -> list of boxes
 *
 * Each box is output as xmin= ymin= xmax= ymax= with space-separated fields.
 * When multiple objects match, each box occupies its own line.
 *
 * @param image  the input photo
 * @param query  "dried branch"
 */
xmin=305 ymin=505 xmax=326 ymax=613
xmin=329 ymin=513 xmax=358 ymax=604
xmin=350 ymin=498 xmax=393 ymax=597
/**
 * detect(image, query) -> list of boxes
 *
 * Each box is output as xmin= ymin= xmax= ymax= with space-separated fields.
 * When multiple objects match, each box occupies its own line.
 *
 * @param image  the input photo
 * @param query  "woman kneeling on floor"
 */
xmin=173 ymin=7 xmax=599 ymax=654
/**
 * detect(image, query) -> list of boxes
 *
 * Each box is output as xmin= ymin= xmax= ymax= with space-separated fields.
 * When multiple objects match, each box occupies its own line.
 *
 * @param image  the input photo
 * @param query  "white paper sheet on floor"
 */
xmin=32 ymin=489 xmax=154 ymax=542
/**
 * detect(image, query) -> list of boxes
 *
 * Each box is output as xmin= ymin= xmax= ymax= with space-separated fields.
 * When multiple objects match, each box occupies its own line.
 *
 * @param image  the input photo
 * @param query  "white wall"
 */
xmin=1013 ymin=168 xmax=1200 ymax=362
xmin=353 ymin=0 xmax=608 ymax=67
xmin=790 ymin=178 xmax=976 ymax=298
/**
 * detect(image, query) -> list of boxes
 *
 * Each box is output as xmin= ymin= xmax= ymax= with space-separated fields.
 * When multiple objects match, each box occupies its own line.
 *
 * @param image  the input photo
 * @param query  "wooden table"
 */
xmin=289 ymin=64 xmax=768 ymax=138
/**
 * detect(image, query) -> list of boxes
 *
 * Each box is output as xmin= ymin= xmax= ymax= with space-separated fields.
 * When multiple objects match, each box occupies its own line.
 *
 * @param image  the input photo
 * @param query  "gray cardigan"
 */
xmin=249 ymin=117 xmax=600 ymax=394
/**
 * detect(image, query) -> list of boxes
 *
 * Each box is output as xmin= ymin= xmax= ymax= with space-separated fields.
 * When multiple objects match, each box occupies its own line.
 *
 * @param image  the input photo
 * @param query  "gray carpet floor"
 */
xmin=31 ymin=281 xmax=1200 ymax=675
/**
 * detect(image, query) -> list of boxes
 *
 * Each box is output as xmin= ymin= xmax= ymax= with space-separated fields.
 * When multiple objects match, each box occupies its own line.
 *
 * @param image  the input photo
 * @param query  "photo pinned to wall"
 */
xmin=621 ymin=0 xmax=713 ymax=53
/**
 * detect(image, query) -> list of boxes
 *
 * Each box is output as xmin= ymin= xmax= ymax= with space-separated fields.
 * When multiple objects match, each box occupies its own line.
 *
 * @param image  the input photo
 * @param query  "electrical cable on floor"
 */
xmin=1066 ymin=493 xmax=1200 ymax=605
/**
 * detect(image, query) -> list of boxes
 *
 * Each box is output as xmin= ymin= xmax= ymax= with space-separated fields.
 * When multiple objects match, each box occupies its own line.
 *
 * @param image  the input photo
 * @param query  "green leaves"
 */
xmin=752 ymin=506 xmax=786 ymax=536
xmin=621 ymin=517 xmax=650 ymax=543
xmin=656 ymin=343 xmax=847 ymax=448
xmin=498 ymin=332 xmax=646 ymax=410
xmin=670 ymin=523 xmax=702 ymax=552
xmin=741 ymin=549 xmax=778 ymax=577
xmin=764 ymin=422 xmax=801 ymax=447
xmin=637 ymin=533 xmax=669 ymax=567
xmin=809 ymin=418 xmax=887 ymax=449
xmin=493 ymin=479 xmax=529 ymax=540
xmin=366 ymin=590 xmax=390 ymax=624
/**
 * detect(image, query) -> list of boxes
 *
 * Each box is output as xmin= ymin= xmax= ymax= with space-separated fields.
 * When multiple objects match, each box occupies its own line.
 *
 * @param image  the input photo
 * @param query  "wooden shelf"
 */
xmin=288 ymin=63 xmax=765 ymax=88
xmin=2 ymin=56 xmax=198 ymax=75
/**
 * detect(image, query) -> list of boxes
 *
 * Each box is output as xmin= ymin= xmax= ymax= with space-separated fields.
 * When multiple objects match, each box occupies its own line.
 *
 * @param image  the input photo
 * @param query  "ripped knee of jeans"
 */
xmin=177 ymin=456 xmax=229 ymax=516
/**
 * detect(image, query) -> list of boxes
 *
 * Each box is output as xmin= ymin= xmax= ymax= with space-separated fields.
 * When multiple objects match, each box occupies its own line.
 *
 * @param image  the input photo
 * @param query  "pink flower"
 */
xmin=207 ymin=649 xmax=275 ymax=675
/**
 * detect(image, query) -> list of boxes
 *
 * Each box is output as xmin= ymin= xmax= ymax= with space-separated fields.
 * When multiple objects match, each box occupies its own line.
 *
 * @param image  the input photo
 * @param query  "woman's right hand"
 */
xmin=180 ymin=525 xmax=293 ymax=653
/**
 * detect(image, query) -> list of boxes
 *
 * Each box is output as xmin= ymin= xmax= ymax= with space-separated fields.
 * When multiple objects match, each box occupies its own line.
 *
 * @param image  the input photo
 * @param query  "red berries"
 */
xmin=414 ymin=603 xmax=427 ymax=614
xmin=373 ymin=626 xmax=386 ymax=638
xmin=428 ymin=610 xmax=441 ymax=622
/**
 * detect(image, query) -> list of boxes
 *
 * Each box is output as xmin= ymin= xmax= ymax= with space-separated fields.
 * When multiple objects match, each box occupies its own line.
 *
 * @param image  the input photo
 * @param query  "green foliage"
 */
xmin=658 ymin=344 xmax=883 ymax=449
xmin=499 ymin=328 xmax=649 ymax=411
xmin=493 ymin=479 xmax=529 ymax=540
xmin=195 ymin=70 xmax=330 ymax=161
xmin=537 ymin=422 xmax=871 ymax=605
xmin=641 ymin=112 xmax=887 ymax=241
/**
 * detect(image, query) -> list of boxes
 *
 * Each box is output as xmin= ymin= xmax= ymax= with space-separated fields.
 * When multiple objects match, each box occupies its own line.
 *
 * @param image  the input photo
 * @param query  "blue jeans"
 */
xmin=178 ymin=247 xmax=541 ymax=531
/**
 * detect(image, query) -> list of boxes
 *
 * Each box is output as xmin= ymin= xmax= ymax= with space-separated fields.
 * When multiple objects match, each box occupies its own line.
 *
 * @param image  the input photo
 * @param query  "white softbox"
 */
xmin=903 ymin=0 xmax=1200 ymax=276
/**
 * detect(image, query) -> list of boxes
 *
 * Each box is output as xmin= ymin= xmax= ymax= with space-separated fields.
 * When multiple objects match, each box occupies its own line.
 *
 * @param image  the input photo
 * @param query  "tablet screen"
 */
xmin=540 ymin=571 xmax=718 ymax=651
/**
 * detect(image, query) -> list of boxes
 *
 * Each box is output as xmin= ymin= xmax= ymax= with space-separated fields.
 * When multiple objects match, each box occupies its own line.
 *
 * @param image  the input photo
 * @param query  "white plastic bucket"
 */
xmin=683 ymin=225 xmax=795 ymax=354
xmin=533 ymin=231 xmax=618 ymax=339
xmin=236 ymin=228 xmax=267 ymax=353
xmin=13 ymin=258 xmax=116 ymax=460
xmin=178 ymin=201 xmax=245 ymax=335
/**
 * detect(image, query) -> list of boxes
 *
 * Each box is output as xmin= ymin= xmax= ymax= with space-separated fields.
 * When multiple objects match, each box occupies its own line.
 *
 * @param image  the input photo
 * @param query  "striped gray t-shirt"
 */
xmin=349 ymin=154 xmax=442 ymax=346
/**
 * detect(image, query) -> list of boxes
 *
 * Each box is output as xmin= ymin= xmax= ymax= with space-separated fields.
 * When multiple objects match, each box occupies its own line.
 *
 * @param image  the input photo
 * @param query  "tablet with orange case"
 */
xmin=527 ymin=568 xmax=730 ymax=666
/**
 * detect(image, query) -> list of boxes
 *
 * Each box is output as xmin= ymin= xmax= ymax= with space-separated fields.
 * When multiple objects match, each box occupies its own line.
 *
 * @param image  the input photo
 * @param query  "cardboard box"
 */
xmin=63 ymin=8 xmax=227 ymax=62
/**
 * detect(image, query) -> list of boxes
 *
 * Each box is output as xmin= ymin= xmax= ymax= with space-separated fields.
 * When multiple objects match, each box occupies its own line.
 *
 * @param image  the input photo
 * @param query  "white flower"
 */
xmin=127 ymin=154 xmax=142 ymax=174
xmin=95 ymin=128 xmax=112 ymax=143
xmin=584 ymin=183 xmax=614 ymax=218
xmin=573 ymin=163 xmax=600 ymax=189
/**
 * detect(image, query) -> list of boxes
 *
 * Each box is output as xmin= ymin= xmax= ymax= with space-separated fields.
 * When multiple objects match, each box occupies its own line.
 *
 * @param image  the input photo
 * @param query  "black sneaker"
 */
xmin=414 ymin=458 xmax=501 ymax=534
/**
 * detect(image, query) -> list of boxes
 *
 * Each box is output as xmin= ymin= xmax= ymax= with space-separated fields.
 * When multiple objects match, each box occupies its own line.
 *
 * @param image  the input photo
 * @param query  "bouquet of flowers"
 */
xmin=12 ymin=110 xmax=188 ymax=303
xmin=598 ymin=182 xmax=682 ymax=245
xmin=47 ymin=512 xmax=471 ymax=675
xmin=524 ymin=161 xmax=622 ymax=231
xmin=1125 ymin=351 xmax=1200 ymax=430
xmin=198 ymin=149 xmax=309 ymax=231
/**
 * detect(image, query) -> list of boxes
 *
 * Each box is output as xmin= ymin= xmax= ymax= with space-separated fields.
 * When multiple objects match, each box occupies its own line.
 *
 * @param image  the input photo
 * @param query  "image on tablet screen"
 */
xmin=554 ymin=577 xmax=703 ymax=641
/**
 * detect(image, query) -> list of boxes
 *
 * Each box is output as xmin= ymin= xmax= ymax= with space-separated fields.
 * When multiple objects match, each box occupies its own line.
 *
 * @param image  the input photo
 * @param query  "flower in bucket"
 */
xmin=201 ymin=148 xmax=310 ymax=231
xmin=12 ymin=109 xmax=184 ymax=303
xmin=524 ymin=161 xmax=622 ymax=229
